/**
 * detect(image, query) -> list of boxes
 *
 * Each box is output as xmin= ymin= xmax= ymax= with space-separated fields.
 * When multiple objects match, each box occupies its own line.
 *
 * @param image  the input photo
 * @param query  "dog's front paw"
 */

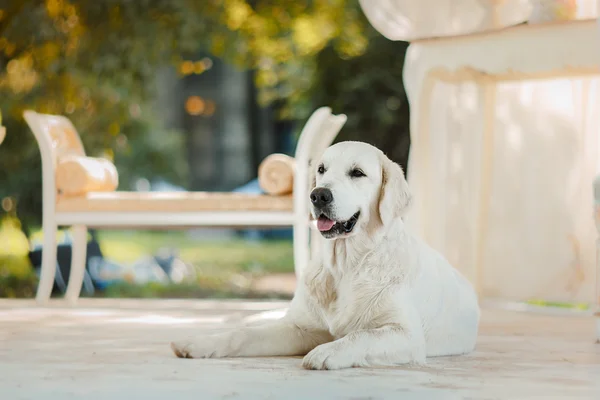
xmin=302 ymin=342 xmax=358 ymax=370
xmin=170 ymin=335 xmax=233 ymax=359
xmin=171 ymin=341 xmax=196 ymax=359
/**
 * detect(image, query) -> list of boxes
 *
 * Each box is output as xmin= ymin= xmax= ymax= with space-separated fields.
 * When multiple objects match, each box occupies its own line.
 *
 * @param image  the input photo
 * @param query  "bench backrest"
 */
xmin=24 ymin=111 xmax=86 ymax=168
xmin=23 ymin=111 xmax=87 ymax=208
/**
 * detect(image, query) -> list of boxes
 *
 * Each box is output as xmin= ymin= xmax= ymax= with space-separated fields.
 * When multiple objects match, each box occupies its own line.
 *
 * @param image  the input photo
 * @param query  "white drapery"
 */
xmin=406 ymin=78 xmax=600 ymax=303
xmin=359 ymin=0 xmax=600 ymax=304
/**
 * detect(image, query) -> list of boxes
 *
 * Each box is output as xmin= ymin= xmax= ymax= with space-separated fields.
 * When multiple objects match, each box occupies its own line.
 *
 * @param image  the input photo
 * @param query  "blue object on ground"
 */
xmin=150 ymin=179 xmax=187 ymax=192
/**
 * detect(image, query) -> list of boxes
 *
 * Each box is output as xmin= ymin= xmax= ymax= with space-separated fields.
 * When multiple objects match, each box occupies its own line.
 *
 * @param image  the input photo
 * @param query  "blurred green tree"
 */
xmin=0 ymin=0 xmax=409 ymax=227
xmin=308 ymin=35 xmax=411 ymax=170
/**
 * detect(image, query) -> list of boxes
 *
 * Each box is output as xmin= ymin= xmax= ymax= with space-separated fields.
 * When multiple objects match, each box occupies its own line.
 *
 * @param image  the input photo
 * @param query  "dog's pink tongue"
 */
xmin=317 ymin=217 xmax=335 ymax=232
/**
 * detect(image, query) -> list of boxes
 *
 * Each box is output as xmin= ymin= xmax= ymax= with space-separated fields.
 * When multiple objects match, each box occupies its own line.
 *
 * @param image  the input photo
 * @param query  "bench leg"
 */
xmin=65 ymin=225 xmax=88 ymax=304
xmin=35 ymin=223 xmax=57 ymax=303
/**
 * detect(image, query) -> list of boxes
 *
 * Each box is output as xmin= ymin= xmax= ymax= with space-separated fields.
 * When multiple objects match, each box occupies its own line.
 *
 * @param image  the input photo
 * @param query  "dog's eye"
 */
xmin=317 ymin=164 xmax=325 ymax=174
xmin=350 ymin=168 xmax=366 ymax=178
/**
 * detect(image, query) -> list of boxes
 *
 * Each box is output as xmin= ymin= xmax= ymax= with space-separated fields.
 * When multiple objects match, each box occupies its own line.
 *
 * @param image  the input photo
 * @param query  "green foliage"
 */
xmin=0 ymin=0 xmax=191 ymax=225
xmin=0 ymin=0 xmax=408 ymax=224
xmin=0 ymin=215 xmax=37 ymax=298
xmin=0 ymin=272 xmax=37 ymax=298
xmin=305 ymin=33 xmax=410 ymax=168
xmin=112 ymin=119 xmax=189 ymax=191
xmin=0 ymin=0 xmax=369 ymax=121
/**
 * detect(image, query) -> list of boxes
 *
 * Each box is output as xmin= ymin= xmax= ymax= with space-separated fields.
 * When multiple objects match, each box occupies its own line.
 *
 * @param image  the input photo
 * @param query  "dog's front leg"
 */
xmin=302 ymin=323 xmax=426 ymax=370
xmin=171 ymin=320 xmax=332 ymax=359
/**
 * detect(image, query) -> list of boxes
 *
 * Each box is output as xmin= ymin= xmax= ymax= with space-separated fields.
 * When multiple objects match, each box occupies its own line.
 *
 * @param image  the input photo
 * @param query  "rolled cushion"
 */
xmin=258 ymin=154 xmax=295 ymax=195
xmin=56 ymin=155 xmax=118 ymax=196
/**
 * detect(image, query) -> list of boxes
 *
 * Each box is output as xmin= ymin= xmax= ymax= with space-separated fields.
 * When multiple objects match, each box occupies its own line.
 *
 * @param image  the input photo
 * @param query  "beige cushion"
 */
xmin=56 ymin=156 xmax=118 ymax=196
xmin=258 ymin=154 xmax=295 ymax=195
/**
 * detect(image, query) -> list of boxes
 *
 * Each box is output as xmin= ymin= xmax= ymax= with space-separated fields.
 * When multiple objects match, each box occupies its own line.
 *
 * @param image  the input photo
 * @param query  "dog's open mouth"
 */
xmin=316 ymin=211 xmax=360 ymax=236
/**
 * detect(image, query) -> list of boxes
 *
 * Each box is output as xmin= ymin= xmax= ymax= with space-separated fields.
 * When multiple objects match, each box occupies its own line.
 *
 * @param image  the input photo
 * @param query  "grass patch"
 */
xmin=97 ymin=230 xmax=294 ymax=274
xmin=100 ymin=282 xmax=292 ymax=300
xmin=94 ymin=230 xmax=294 ymax=299
xmin=525 ymin=299 xmax=589 ymax=310
xmin=19 ymin=228 xmax=295 ymax=299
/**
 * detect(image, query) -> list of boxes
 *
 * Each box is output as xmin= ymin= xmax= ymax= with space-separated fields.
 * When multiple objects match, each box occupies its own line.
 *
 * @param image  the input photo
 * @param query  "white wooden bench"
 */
xmin=24 ymin=107 xmax=347 ymax=303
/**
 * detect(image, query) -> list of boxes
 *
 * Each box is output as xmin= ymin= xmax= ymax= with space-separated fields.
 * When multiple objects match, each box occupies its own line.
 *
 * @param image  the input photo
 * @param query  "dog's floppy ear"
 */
xmin=378 ymin=154 xmax=412 ymax=226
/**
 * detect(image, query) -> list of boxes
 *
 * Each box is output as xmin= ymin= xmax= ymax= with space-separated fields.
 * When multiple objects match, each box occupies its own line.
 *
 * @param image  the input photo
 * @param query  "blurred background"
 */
xmin=0 ymin=0 xmax=411 ymax=299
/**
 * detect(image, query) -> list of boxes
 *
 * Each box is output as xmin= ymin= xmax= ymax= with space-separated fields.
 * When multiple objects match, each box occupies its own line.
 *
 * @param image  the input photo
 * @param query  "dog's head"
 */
xmin=310 ymin=141 xmax=411 ymax=239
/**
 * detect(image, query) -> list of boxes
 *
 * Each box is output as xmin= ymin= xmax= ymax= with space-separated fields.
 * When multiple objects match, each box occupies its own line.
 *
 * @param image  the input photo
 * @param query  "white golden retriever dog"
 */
xmin=171 ymin=141 xmax=480 ymax=370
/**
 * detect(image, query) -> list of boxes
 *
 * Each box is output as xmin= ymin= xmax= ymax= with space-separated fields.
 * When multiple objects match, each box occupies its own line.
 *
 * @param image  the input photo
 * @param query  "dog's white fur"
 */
xmin=171 ymin=141 xmax=480 ymax=370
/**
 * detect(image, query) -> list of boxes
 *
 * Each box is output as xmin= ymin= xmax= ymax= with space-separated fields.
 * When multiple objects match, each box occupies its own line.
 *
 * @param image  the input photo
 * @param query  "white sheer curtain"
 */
xmin=406 ymin=78 xmax=600 ymax=303
xmin=358 ymin=0 xmax=600 ymax=304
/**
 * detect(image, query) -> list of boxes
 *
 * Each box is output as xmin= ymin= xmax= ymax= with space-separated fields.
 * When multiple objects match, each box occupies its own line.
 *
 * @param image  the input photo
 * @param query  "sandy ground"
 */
xmin=1 ymin=299 xmax=599 ymax=400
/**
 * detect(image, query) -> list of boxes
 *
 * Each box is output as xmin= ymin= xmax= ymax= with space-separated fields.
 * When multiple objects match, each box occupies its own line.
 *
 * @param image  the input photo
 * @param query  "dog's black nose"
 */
xmin=310 ymin=187 xmax=333 ymax=208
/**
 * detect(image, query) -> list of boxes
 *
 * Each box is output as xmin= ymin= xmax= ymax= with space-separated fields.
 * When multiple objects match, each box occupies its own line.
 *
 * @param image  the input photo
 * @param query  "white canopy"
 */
xmin=359 ymin=0 xmax=597 ymax=41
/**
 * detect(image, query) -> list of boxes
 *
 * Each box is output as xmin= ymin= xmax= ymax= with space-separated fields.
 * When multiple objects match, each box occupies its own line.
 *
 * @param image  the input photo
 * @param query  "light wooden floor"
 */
xmin=1 ymin=299 xmax=598 ymax=399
